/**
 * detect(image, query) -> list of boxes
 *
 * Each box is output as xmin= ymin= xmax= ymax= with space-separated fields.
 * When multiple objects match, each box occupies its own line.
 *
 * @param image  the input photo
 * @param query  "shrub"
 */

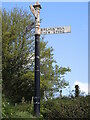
xmin=41 ymin=96 xmax=89 ymax=119
xmin=2 ymin=97 xmax=15 ymax=118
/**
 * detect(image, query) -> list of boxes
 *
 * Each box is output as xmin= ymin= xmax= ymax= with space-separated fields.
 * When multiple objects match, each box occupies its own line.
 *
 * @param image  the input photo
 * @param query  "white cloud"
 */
xmin=73 ymin=81 xmax=88 ymax=95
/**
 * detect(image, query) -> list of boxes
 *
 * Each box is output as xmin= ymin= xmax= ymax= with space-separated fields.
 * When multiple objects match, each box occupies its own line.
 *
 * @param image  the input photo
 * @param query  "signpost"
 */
xmin=28 ymin=1 xmax=71 ymax=116
xmin=40 ymin=26 xmax=71 ymax=35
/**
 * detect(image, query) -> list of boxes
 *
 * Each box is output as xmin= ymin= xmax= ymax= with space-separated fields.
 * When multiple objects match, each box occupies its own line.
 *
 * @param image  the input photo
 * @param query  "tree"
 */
xmin=2 ymin=8 xmax=34 ymax=102
xmin=75 ymin=85 xmax=80 ymax=97
xmin=2 ymin=8 xmax=71 ymax=103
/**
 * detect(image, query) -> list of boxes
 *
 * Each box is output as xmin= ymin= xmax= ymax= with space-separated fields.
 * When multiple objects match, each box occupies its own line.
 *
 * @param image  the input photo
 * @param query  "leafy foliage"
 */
xmin=2 ymin=8 xmax=34 ymax=103
xmin=2 ymin=97 xmax=34 ymax=118
xmin=41 ymin=96 xmax=89 ymax=119
xmin=2 ymin=96 xmax=15 ymax=118
xmin=2 ymin=95 xmax=89 ymax=119
xmin=2 ymin=7 xmax=71 ymax=103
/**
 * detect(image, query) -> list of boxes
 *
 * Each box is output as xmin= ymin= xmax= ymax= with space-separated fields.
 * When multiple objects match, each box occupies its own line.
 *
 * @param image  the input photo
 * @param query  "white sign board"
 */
xmin=40 ymin=26 xmax=71 ymax=35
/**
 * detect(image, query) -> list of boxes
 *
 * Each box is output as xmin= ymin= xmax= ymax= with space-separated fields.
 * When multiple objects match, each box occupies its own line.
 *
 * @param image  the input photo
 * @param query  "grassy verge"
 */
xmin=2 ymin=95 xmax=89 ymax=119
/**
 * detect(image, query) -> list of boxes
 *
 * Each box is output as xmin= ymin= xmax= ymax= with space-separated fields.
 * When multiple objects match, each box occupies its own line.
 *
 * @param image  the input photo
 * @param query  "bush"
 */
xmin=41 ymin=96 xmax=89 ymax=119
xmin=2 ymin=97 xmax=15 ymax=118
xmin=2 ymin=95 xmax=34 ymax=118
xmin=2 ymin=97 xmax=43 ymax=118
xmin=2 ymin=95 xmax=89 ymax=119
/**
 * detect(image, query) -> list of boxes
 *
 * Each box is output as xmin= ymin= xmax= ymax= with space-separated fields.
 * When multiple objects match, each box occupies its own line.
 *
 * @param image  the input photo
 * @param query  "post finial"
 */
xmin=33 ymin=0 xmax=42 ymax=9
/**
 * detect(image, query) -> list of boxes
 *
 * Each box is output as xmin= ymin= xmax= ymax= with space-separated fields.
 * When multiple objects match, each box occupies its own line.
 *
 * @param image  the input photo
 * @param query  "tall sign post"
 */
xmin=28 ymin=1 xmax=71 ymax=116
xmin=30 ymin=1 xmax=41 ymax=116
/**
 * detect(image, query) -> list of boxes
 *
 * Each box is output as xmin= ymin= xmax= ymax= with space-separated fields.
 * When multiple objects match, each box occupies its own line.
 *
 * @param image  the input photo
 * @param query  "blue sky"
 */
xmin=2 ymin=2 xmax=88 ymax=96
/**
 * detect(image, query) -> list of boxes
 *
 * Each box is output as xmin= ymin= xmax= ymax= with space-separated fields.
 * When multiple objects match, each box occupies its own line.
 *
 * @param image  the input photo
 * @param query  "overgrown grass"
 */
xmin=2 ymin=95 xmax=89 ymax=119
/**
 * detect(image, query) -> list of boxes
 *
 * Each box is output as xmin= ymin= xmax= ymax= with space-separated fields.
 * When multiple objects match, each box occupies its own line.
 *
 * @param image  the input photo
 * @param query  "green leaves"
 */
xmin=2 ymin=7 xmax=71 ymax=103
xmin=2 ymin=8 xmax=34 ymax=102
xmin=41 ymin=96 xmax=89 ymax=119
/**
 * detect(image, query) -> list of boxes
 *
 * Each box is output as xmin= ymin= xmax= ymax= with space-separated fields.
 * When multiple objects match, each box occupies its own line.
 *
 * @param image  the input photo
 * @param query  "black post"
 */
xmin=34 ymin=34 xmax=40 ymax=116
xmin=30 ymin=1 xmax=41 ymax=116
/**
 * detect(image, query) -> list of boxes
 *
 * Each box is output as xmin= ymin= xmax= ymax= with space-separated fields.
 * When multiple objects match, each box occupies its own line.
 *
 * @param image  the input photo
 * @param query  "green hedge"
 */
xmin=2 ymin=96 xmax=89 ymax=119
xmin=40 ymin=96 xmax=89 ymax=119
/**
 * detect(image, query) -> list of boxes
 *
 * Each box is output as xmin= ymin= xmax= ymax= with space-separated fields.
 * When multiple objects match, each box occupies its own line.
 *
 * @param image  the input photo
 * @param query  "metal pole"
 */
xmin=34 ymin=34 xmax=40 ymax=116
xmin=33 ymin=2 xmax=41 ymax=116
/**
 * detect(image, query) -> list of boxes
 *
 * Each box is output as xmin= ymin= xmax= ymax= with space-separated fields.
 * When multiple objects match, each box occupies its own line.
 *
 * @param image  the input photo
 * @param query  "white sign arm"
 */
xmin=40 ymin=26 xmax=71 ymax=35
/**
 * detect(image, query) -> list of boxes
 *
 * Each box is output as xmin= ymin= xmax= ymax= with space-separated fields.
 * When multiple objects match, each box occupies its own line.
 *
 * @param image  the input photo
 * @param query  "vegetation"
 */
xmin=41 ymin=96 xmax=89 ymax=119
xmin=2 ymin=7 xmax=70 ymax=103
xmin=2 ymin=94 xmax=89 ymax=119
xmin=75 ymin=85 xmax=80 ymax=97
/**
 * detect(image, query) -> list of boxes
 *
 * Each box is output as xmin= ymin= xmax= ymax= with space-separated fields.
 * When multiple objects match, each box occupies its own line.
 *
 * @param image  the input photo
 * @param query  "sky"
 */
xmin=2 ymin=2 xmax=88 ymax=96
xmin=1 ymin=0 xmax=89 ymax=2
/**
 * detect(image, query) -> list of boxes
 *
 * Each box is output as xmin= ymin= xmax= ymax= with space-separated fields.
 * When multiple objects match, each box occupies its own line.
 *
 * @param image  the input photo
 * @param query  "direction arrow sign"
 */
xmin=40 ymin=26 xmax=71 ymax=35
